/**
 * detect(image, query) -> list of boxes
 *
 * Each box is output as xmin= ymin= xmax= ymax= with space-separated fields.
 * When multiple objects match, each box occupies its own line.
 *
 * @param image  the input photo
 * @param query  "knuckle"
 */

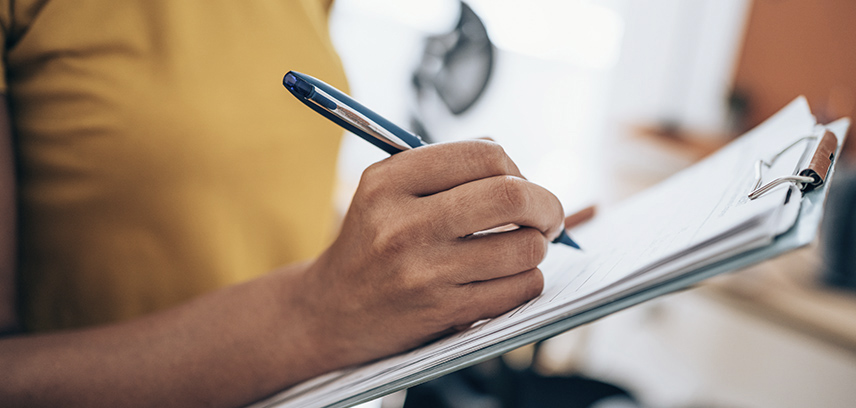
xmin=522 ymin=269 xmax=545 ymax=299
xmin=361 ymin=160 xmax=386 ymax=183
xmin=494 ymin=176 xmax=529 ymax=218
xmin=518 ymin=230 xmax=548 ymax=267
xmin=357 ymin=161 xmax=392 ymax=201
xmin=396 ymin=269 xmax=431 ymax=296
xmin=475 ymin=141 xmax=510 ymax=170
xmin=460 ymin=140 xmax=510 ymax=174
xmin=368 ymin=222 xmax=411 ymax=260
xmin=369 ymin=231 xmax=402 ymax=259
xmin=386 ymin=264 xmax=443 ymax=308
xmin=476 ymin=139 xmax=507 ymax=160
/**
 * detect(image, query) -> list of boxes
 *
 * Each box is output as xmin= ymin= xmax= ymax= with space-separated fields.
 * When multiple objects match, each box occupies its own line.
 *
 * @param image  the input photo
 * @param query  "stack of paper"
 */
xmin=249 ymin=98 xmax=849 ymax=408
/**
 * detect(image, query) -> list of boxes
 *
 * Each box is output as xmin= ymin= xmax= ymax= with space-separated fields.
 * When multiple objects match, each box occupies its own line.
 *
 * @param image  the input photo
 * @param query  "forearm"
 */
xmin=0 ymin=262 xmax=332 ymax=408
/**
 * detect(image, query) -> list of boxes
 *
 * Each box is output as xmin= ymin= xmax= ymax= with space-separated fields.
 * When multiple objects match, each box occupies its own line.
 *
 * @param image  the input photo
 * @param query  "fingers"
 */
xmin=365 ymin=140 xmax=523 ymax=197
xmin=423 ymin=174 xmax=566 ymax=242
xmin=342 ymin=139 xmax=560 ymax=341
xmin=450 ymin=268 xmax=544 ymax=327
xmin=435 ymin=227 xmax=549 ymax=283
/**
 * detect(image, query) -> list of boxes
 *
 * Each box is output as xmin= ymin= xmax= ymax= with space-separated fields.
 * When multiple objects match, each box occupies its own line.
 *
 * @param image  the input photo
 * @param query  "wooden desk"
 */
xmin=704 ymin=245 xmax=856 ymax=355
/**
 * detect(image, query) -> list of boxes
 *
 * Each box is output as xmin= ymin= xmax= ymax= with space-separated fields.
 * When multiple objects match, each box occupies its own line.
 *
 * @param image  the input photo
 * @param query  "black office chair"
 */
xmin=822 ymin=166 xmax=856 ymax=291
xmin=402 ymin=358 xmax=638 ymax=408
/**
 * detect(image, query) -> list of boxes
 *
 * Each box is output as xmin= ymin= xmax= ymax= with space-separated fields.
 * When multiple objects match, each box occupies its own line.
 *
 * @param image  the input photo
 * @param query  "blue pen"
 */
xmin=283 ymin=70 xmax=581 ymax=250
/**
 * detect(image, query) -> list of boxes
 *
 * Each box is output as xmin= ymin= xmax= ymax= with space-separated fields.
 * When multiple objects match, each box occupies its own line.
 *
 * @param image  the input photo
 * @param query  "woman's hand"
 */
xmin=292 ymin=140 xmax=568 ymax=368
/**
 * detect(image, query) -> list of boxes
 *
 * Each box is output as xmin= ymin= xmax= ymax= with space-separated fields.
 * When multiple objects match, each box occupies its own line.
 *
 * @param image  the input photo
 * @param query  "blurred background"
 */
xmin=327 ymin=0 xmax=856 ymax=407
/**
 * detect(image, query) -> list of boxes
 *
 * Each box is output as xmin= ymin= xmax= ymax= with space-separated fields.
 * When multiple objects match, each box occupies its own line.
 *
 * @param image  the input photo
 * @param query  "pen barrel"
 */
xmin=284 ymin=71 xmax=425 ymax=154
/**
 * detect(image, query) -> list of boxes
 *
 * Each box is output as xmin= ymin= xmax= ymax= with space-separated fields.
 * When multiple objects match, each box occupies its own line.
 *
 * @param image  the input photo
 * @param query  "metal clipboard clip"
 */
xmin=749 ymin=130 xmax=838 ymax=200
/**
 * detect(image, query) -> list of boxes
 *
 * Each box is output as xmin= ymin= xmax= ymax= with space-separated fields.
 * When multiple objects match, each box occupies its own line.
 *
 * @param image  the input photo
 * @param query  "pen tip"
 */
xmin=553 ymin=230 xmax=582 ymax=250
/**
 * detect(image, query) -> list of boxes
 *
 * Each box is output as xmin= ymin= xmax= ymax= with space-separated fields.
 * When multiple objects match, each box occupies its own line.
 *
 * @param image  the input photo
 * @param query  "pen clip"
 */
xmin=307 ymin=87 xmax=414 ymax=152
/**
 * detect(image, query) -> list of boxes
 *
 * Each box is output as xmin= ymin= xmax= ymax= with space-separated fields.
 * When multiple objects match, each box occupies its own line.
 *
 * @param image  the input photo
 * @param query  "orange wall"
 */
xmin=733 ymin=0 xmax=856 ymax=155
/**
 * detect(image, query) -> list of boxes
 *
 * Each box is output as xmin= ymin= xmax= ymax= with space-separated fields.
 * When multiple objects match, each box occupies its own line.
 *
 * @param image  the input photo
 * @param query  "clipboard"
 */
xmin=326 ymin=123 xmax=847 ymax=408
xmin=251 ymin=98 xmax=850 ymax=408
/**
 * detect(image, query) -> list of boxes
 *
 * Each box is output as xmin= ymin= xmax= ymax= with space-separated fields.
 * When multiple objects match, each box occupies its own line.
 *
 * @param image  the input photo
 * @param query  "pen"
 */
xmin=283 ymin=70 xmax=580 ymax=250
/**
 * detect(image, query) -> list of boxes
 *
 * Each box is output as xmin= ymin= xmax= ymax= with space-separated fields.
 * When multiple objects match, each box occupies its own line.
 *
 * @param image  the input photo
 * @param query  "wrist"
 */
xmin=271 ymin=259 xmax=351 ymax=378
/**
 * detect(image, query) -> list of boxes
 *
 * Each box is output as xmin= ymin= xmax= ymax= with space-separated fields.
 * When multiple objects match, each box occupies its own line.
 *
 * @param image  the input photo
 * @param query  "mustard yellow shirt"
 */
xmin=0 ymin=0 xmax=348 ymax=331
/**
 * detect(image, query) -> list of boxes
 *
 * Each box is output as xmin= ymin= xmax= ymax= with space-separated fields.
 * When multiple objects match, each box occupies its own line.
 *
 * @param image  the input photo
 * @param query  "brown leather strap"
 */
xmin=799 ymin=130 xmax=838 ymax=190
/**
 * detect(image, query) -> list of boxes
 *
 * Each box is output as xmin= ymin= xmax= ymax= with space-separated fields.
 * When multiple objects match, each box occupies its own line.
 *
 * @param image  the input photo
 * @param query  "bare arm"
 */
xmin=1 ymin=263 xmax=346 ymax=407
